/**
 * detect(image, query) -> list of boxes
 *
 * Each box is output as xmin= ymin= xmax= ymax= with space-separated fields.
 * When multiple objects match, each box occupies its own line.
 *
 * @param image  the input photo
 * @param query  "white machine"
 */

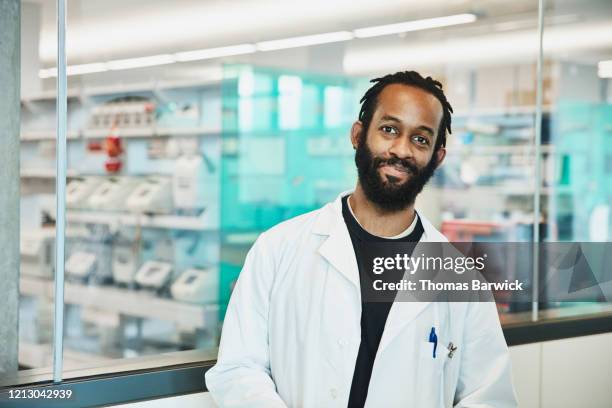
xmin=65 ymin=251 xmax=98 ymax=281
xmin=134 ymin=261 xmax=173 ymax=290
xmin=126 ymin=177 xmax=173 ymax=213
xmin=112 ymin=244 xmax=140 ymax=285
xmin=173 ymin=155 xmax=204 ymax=210
xmin=20 ymin=230 xmax=55 ymax=279
xmin=66 ymin=178 xmax=100 ymax=208
xmin=171 ymin=267 xmax=219 ymax=304
xmin=88 ymin=177 xmax=135 ymax=210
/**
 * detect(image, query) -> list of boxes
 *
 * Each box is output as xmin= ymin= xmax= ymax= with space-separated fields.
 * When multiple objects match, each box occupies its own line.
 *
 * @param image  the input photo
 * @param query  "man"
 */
xmin=206 ymin=71 xmax=518 ymax=407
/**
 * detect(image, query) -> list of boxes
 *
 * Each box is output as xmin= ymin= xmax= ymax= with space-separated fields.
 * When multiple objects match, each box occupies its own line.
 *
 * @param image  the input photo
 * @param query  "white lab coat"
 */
xmin=206 ymin=191 xmax=518 ymax=408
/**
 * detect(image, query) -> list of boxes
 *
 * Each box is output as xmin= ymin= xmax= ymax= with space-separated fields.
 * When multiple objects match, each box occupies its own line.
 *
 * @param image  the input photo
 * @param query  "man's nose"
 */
xmin=388 ymin=135 xmax=414 ymax=160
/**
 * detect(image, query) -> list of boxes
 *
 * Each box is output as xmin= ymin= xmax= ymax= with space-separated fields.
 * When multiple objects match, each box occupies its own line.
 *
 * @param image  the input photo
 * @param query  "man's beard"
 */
xmin=354 ymin=135 xmax=438 ymax=212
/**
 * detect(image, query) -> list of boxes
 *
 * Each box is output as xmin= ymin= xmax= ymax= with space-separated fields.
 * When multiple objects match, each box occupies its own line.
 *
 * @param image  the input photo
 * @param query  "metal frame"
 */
xmin=52 ymin=0 xmax=68 ymax=384
xmin=531 ymin=0 xmax=546 ymax=322
xmin=0 ymin=361 xmax=213 ymax=408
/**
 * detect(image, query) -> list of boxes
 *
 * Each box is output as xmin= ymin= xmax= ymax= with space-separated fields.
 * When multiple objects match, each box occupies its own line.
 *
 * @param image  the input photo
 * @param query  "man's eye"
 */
xmin=413 ymin=135 xmax=429 ymax=145
xmin=381 ymin=126 xmax=398 ymax=135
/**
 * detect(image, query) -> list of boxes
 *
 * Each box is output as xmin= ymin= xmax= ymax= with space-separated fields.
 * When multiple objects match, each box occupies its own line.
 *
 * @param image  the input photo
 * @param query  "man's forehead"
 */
xmin=375 ymin=84 xmax=443 ymax=122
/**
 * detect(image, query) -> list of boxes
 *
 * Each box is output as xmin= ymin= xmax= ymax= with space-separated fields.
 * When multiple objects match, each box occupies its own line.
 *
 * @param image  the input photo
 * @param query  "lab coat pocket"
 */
xmin=419 ymin=339 xmax=448 ymax=374
xmin=417 ymin=339 xmax=450 ymax=407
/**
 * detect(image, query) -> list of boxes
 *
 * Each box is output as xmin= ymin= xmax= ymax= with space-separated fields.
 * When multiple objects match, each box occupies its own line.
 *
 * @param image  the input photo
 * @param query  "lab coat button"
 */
xmin=338 ymin=339 xmax=347 ymax=347
xmin=330 ymin=388 xmax=338 ymax=399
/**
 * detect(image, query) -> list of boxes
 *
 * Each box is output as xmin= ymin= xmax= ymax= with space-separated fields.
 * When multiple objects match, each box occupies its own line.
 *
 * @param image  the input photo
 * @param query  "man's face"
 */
xmin=352 ymin=83 xmax=446 ymax=212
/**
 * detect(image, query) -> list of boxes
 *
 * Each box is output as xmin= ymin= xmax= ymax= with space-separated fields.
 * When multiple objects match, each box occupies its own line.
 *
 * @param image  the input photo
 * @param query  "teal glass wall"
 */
xmin=218 ymin=65 xmax=367 ymax=311
xmin=551 ymin=102 xmax=612 ymax=241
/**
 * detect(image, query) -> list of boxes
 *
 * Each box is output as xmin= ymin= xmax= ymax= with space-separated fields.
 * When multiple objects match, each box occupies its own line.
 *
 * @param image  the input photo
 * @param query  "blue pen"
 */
xmin=428 ymin=327 xmax=438 ymax=358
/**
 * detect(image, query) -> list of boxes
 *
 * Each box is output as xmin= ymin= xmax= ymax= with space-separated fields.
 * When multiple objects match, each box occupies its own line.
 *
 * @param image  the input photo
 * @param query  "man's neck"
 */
xmin=349 ymin=184 xmax=416 ymax=237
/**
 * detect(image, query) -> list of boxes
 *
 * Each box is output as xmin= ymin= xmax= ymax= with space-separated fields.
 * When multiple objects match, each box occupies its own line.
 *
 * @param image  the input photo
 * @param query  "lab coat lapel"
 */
xmin=315 ymin=193 xmax=361 ymax=289
xmin=378 ymin=212 xmax=447 ymax=352
xmin=314 ymin=195 xmax=450 ymax=350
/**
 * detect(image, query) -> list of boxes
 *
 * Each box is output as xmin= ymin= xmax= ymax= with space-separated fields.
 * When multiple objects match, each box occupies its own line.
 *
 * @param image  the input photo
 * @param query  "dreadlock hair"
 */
xmin=358 ymin=71 xmax=453 ymax=151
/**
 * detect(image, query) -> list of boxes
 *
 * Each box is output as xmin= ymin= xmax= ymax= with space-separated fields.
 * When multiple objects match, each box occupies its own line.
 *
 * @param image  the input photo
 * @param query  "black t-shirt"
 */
xmin=342 ymin=195 xmax=424 ymax=408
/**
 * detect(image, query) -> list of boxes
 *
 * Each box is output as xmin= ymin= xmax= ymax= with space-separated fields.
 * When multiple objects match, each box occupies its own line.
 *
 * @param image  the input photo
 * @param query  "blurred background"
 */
xmin=7 ymin=0 xmax=612 ymax=406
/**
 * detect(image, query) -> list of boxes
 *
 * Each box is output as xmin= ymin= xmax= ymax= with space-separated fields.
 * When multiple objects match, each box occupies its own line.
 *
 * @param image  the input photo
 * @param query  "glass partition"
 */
xmin=537 ymin=0 xmax=612 ymax=318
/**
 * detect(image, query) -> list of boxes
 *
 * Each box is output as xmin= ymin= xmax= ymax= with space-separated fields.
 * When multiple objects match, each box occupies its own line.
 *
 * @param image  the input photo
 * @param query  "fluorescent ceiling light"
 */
xmin=107 ymin=54 xmax=175 ymax=70
xmin=256 ymin=31 xmax=353 ymax=51
xmin=175 ymin=44 xmax=256 ymax=62
xmin=598 ymin=60 xmax=612 ymax=78
xmin=353 ymin=13 xmax=477 ymax=38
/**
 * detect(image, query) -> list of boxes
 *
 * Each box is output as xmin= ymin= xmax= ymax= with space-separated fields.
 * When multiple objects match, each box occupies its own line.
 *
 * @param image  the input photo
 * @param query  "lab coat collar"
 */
xmin=313 ymin=190 xmax=447 ymax=243
xmin=315 ymin=190 xmax=449 ymax=352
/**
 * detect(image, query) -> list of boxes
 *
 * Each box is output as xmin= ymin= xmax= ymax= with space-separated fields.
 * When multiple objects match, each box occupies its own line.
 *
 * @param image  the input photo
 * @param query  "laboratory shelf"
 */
xmin=20 ymin=77 xmax=223 ymax=103
xmin=81 ymin=77 xmax=222 ymax=97
xmin=453 ymin=104 xmax=554 ymax=117
xmin=81 ymin=126 xmax=222 ymax=139
xmin=20 ymin=168 xmax=80 ymax=179
xmin=66 ymin=209 xmax=219 ymax=231
xmin=447 ymin=144 xmax=555 ymax=155
xmin=20 ymin=276 xmax=218 ymax=330
xmin=20 ymin=88 xmax=81 ymax=103
xmin=438 ymin=185 xmax=570 ymax=196
xmin=20 ymin=126 xmax=221 ymax=141
xmin=20 ymin=129 xmax=80 ymax=141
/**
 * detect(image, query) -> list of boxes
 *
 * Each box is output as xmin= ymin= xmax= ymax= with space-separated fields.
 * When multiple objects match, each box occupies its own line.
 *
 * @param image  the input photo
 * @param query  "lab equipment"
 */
xmin=134 ymin=261 xmax=173 ymax=290
xmin=126 ymin=177 xmax=173 ymax=213
xmin=20 ymin=229 xmax=55 ymax=279
xmin=65 ymin=251 xmax=98 ymax=281
xmin=66 ymin=177 xmax=100 ymax=208
xmin=170 ymin=267 xmax=219 ymax=304
xmin=173 ymin=155 xmax=205 ymax=210
xmin=89 ymin=98 xmax=156 ymax=129
xmin=88 ymin=177 xmax=135 ymax=210
xmin=112 ymin=242 xmax=140 ymax=285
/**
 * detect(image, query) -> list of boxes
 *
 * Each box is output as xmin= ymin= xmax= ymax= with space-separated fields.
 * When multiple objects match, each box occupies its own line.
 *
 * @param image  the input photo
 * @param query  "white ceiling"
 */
xmin=34 ymin=0 xmax=537 ymax=63
xmin=24 ymin=0 xmax=612 ymax=76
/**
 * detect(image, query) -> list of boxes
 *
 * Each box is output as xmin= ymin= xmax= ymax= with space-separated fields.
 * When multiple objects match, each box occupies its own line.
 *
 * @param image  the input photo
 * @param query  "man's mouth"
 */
xmin=379 ymin=163 xmax=410 ymax=180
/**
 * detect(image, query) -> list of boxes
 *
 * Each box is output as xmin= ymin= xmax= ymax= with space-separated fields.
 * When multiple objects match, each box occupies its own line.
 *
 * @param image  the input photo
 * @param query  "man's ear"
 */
xmin=350 ymin=121 xmax=364 ymax=149
xmin=434 ymin=147 xmax=446 ymax=168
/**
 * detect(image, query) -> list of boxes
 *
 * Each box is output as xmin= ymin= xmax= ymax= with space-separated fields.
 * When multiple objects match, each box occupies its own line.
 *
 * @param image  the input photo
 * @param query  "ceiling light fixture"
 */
xmin=175 ymin=44 xmax=257 ymax=62
xmin=353 ymin=13 xmax=477 ymax=38
xmin=255 ymin=31 xmax=353 ymax=51
xmin=106 ymin=54 xmax=175 ymax=71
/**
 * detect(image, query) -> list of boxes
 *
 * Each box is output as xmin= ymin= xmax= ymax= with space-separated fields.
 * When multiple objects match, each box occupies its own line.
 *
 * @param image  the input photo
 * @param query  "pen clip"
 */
xmin=428 ymin=327 xmax=438 ymax=358
xmin=447 ymin=342 xmax=458 ymax=359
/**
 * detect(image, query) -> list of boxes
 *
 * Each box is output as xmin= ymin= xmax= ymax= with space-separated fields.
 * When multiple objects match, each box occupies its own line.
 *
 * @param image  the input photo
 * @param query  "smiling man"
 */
xmin=206 ymin=71 xmax=518 ymax=408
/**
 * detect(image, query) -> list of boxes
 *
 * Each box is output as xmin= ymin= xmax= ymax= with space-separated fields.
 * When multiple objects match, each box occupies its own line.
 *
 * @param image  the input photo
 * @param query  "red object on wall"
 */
xmin=441 ymin=219 xmax=503 ymax=241
xmin=105 ymin=134 xmax=123 ymax=157
xmin=104 ymin=158 xmax=122 ymax=173
xmin=104 ymin=128 xmax=124 ymax=173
